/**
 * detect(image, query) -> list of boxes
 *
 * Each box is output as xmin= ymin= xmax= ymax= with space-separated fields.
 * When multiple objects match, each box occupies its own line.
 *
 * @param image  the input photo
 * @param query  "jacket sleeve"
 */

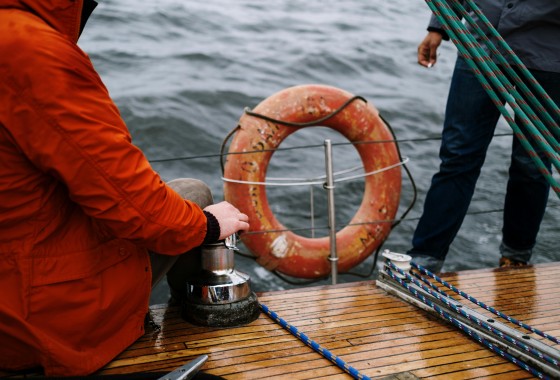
xmin=426 ymin=0 xmax=468 ymax=41
xmin=4 ymin=24 xmax=207 ymax=254
xmin=427 ymin=14 xmax=450 ymax=40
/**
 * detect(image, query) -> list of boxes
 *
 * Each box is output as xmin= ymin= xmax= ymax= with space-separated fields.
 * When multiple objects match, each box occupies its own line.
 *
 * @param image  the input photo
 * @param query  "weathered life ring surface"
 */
xmin=223 ymin=84 xmax=401 ymax=279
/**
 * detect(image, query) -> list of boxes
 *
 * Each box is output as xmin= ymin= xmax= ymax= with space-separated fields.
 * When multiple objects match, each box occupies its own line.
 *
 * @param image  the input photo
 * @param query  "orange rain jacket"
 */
xmin=0 ymin=0 xmax=208 ymax=375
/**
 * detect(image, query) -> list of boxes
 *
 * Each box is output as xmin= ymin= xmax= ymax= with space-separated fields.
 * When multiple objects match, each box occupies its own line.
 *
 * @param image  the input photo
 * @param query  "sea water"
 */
xmin=79 ymin=0 xmax=559 ymax=303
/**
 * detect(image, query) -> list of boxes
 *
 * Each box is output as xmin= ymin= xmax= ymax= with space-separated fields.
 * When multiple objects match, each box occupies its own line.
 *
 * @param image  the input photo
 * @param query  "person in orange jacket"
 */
xmin=0 ymin=0 xmax=249 ymax=376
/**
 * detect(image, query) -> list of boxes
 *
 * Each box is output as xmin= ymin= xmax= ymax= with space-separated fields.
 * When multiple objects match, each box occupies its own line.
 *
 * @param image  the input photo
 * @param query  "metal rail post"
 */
xmin=324 ymin=139 xmax=338 ymax=284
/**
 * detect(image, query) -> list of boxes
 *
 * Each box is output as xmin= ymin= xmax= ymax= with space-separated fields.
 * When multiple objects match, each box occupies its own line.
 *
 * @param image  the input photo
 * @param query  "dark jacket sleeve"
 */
xmin=427 ymin=13 xmax=450 ymax=41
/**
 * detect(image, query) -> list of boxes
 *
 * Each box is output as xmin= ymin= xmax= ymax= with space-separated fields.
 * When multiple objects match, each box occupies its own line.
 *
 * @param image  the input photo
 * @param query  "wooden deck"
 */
xmin=2 ymin=262 xmax=559 ymax=379
xmin=99 ymin=262 xmax=560 ymax=379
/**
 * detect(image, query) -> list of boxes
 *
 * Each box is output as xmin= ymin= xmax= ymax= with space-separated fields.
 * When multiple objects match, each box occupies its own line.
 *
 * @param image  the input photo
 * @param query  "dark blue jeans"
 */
xmin=409 ymin=56 xmax=559 ymax=263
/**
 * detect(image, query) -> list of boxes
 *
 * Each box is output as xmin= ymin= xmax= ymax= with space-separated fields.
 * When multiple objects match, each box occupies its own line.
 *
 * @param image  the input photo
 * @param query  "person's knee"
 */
xmin=167 ymin=178 xmax=214 ymax=208
xmin=510 ymin=155 xmax=550 ymax=183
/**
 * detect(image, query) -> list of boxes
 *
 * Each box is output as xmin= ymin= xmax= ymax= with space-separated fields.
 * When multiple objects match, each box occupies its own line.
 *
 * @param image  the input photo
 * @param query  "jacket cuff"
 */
xmin=202 ymin=211 xmax=221 ymax=244
xmin=427 ymin=26 xmax=450 ymax=41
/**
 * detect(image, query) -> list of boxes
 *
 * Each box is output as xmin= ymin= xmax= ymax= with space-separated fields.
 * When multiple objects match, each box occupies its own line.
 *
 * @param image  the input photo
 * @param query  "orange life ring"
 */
xmin=223 ymin=84 xmax=401 ymax=279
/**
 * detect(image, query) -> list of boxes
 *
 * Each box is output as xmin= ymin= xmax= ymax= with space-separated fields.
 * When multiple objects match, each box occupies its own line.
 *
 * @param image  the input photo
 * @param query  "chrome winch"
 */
xmin=181 ymin=235 xmax=260 ymax=327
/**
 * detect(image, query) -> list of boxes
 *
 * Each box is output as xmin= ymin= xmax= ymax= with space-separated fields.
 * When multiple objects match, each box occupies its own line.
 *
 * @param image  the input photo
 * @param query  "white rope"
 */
xmin=266 ymin=165 xmax=363 ymax=181
xmin=221 ymin=157 xmax=409 ymax=187
xmin=335 ymin=157 xmax=409 ymax=183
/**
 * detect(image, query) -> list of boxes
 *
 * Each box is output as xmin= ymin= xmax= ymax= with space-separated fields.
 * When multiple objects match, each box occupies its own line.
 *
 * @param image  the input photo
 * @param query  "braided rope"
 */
xmin=460 ymin=0 xmax=560 ymax=135
xmin=383 ymin=264 xmax=548 ymax=379
xmin=411 ymin=262 xmax=560 ymax=345
xmin=446 ymin=0 xmax=560 ymax=146
xmin=388 ymin=262 xmax=560 ymax=368
xmin=425 ymin=0 xmax=560 ymax=197
xmin=259 ymin=303 xmax=371 ymax=380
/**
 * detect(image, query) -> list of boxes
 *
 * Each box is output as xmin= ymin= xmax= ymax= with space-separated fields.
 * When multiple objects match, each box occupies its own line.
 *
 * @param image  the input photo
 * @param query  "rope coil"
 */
xmin=425 ymin=0 xmax=560 ymax=196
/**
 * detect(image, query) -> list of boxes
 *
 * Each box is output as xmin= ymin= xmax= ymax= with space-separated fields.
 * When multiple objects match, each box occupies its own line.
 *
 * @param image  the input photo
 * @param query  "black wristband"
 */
xmin=202 ymin=211 xmax=221 ymax=244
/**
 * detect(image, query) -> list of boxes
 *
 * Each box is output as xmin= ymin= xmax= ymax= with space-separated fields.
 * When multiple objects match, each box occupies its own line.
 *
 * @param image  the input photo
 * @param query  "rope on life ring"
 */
xmin=223 ymin=84 xmax=402 ymax=279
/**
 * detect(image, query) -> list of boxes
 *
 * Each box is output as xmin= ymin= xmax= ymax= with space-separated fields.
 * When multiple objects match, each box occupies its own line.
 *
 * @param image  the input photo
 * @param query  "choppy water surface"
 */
xmin=79 ymin=0 xmax=559 ymax=302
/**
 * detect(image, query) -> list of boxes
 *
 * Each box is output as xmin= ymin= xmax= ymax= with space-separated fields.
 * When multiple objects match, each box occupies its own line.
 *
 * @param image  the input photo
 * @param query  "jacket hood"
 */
xmin=0 ymin=0 xmax=91 ymax=43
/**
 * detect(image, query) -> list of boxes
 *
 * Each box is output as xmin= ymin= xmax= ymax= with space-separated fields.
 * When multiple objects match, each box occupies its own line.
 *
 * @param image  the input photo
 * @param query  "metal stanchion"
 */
xmin=324 ymin=139 xmax=338 ymax=285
